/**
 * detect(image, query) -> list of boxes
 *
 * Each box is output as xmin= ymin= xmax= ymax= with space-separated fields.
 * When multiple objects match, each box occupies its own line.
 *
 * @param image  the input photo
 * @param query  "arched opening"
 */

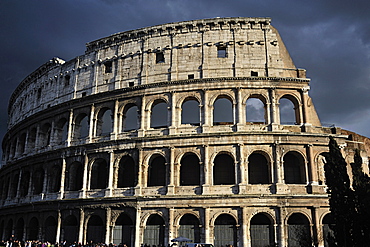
xmin=123 ymin=105 xmax=139 ymax=131
xmin=214 ymin=214 xmax=237 ymax=247
xmin=148 ymin=155 xmax=166 ymax=187
xmin=322 ymin=213 xmax=335 ymax=247
xmin=90 ymin=159 xmax=108 ymax=190
xmin=284 ymin=151 xmax=306 ymax=184
xmin=287 ymin=213 xmax=311 ymax=247
xmin=66 ymin=162 xmax=83 ymax=191
xmin=178 ymin=214 xmax=201 ymax=243
xmin=246 ymin=97 xmax=265 ymax=123
xmin=40 ymin=123 xmax=52 ymax=147
xmin=4 ymin=219 xmax=13 ymax=241
xmin=180 ymin=153 xmax=201 ymax=186
xmin=96 ymin=108 xmax=113 ymax=136
xmin=20 ymin=171 xmax=30 ymax=197
xmin=28 ymin=128 xmax=37 ymax=150
xmin=10 ymin=173 xmax=19 ymax=198
xmin=86 ymin=215 xmax=105 ymax=244
xmin=15 ymin=218 xmax=24 ymax=241
xmin=143 ymin=214 xmax=165 ymax=247
xmin=118 ymin=155 xmax=137 ymax=188
xmin=48 ymin=165 xmax=61 ymax=193
xmin=33 ymin=168 xmax=44 ymax=195
xmin=248 ymin=152 xmax=270 ymax=184
xmin=113 ymin=213 xmax=134 ymax=246
xmin=44 ymin=216 xmax=57 ymax=243
xmin=62 ymin=215 xmax=78 ymax=244
xmin=150 ymin=100 xmax=168 ymax=128
xmin=250 ymin=213 xmax=274 ymax=247
xmin=279 ymin=97 xmax=298 ymax=125
xmin=18 ymin=133 xmax=27 ymax=154
xmin=55 ymin=118 xmax=68 ymax=144
xmin=28 ymin=217 xmax=39 ymax=241
xmin=213 ymin=97 xmax=233 ymax=125
xmin=213 ymin=153 xmax=235 ymax=185
xmin=181 ymin=99 xmax=200 ymax=126
xmin=74 ymin=114 xmax=89 ymax=139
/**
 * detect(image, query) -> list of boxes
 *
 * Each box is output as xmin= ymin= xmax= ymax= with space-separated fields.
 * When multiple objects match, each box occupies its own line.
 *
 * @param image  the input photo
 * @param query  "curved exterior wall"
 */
xmin=0 ymin=17 xmax=369 ymax=247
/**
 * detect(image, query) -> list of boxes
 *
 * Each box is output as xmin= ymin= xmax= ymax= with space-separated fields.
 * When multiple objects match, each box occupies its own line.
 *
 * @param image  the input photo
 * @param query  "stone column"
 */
xmin=134 ymin=207 xmax=142 ymax=247
xmin=202 ymin=145 xmax=210 ymax=194
xmin=15 ymin=169 xmax=22 ymax=199
xmin=269 ymin=88 xmax=278 ymax=130
xmin=107 ymin=151 xmax=115 ymax=196
xmin=135 ymin=148 xmax=143 ymax=196
xmin=169 ymin=92 xmax=177 ymax=135
xmin=306 ymin=144 xmax=318 ymax=185
xmin=204 ymin=208 xmax=212 ymax=244
xmin=169 ymin=208 xmax=175 ymax=242
xmin=56 ymin=210 xmax=62 ymax=243
xmin=105 ymin=207 xmax=112 ymax=244
xmin=59 ymin=156 xmax=67 ymax=199
xmin=138 ymin=96 xmax=146 ymax=137
xmin=167 ymin=147 xmax=175 ymax=195
xmin=241 ymin=207 xmax=249 ymax=247
xmin=311 ymin=206 xmax=320 ymax=247
xmin=300 ymin=87 xmax=310 ymax=124
xmin=82 ymin=154 xmax=89 ymax=197
xmin=277 ymin=206 xmax=286 ymax=247
xmin=78 ymin=208 xmax=85 ymax=244
xmin=67 ymin=109 xmax=74 ymax=146
xmin=202 ymin=89 xmax=210 ymax=132
xmin=112 ymin=99 xmax=119 ymax=139
xmin=238 ymin=143 xmax=246 ymax=193
xmin=89 ymin=104 xmax=95 ymax=143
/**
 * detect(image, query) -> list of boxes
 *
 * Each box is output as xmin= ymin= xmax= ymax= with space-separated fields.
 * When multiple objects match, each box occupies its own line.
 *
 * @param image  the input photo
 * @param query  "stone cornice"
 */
xmin=85 ymin=17 xmax=271 ymax=52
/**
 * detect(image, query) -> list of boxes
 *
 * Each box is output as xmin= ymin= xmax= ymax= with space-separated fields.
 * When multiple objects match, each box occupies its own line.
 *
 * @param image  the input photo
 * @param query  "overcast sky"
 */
xmin=1 ymin=0 xmax=369 ymax=158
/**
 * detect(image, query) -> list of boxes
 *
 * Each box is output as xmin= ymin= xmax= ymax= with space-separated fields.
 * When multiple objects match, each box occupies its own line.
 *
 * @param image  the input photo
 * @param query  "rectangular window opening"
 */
xmin=217 ymin=46 xmax=227 ymax=58
xmin=129 ymin=81 xmax=134 ymax=87
xmin=64 ymin=75 xmax=70 ymax=86
xmin=104 ymin=61 xmax=113 ymax=73
xmin=156 ymin=52 xmax=165 ymax=63
xmin=81 ymin=92 xmax=87 ymax=97
xmin=251 ymin=71 xmax=258 ymax=77
xmin=188 ymin=74 xmax=194 ymax=79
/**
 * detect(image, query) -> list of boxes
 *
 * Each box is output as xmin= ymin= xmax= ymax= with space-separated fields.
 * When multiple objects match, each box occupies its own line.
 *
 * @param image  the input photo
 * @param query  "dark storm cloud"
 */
xmin=1 ymin=0 xmax=369 ymax=158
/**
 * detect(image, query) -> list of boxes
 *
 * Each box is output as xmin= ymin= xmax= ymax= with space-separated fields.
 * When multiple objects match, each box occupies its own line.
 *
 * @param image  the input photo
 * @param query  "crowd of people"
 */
xmin=0 ymin=240 xmax=129 ymax=247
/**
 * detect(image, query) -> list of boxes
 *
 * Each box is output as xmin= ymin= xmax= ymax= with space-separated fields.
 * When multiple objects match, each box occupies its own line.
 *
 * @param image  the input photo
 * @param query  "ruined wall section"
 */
xmin=8 ymin=18 xmax=308 ymax=129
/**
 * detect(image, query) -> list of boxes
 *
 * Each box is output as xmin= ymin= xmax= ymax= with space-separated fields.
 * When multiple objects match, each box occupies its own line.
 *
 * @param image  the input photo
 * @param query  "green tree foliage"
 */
xmin=324 ymin=137 xmax=370 ymax=247
xmin=323 ymin=137 xmax=355 ymax=247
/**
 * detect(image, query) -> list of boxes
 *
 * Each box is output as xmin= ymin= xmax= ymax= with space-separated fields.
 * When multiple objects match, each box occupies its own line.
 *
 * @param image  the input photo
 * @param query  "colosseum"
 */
xmin=0 ymin=17 xmax=369 ymax=247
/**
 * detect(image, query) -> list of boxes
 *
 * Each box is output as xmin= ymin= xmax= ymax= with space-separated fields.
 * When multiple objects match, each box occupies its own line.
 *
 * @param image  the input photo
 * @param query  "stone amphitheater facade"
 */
xmin=1 ymin=17 xmax=369 ymax=247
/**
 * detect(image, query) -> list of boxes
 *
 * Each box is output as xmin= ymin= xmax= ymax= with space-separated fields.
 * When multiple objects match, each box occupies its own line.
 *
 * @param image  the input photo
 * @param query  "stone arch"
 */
xmin=113 ymin=213 xmax=135 ymax=247
xmin=178 ymin=213 xmax=201 ymax=242
xmin=14 ymin=218 xmax=24 ymax=241
xmin=48 ymin=164 xmax=61 ymax=193
xmin=150 ymin=99 xmax=169 ymax=128
xmin=33 ymin=167 xmax=45 ymax=195
xmin=44 ymin=216 xmax=57 ymax=243
xmin=283 ymin=151 xmax=307 ymax=184
xmin=180 ymin=152 xmax=201 ymax=186
xmin=121 ymin=102 xmax=140 ymax=132
xmin=62 ymin=215 xmax=78 ymax=244
xmin=213 ymin=213 xmax=237 ymax=247
xmin=287 ymin=213 xmax=311 ymax=247
xmin=213 ymin=152 xmax=235 ymax=185
xmin=73 ymin=113 xmax=89 ymax=139
xmin=66 ymin=161 xmax=84 ymax=191
xmin=9 ymin=172 xmax=20 ymax=198
xmin=246 ymin=94 xmax=267 ymax=123
xmin=212 ymin=94 xmax=234 ymax=125
xmin=181 ymin=96 xmax=201 ymax=126
xmin=27 ymin=217 xmax=39 ymax=241
xmin=39 ymin=123 xmax=52 ymax=148
xmin=86 ymin=215 xmax=105 ymax=244
xmin=248 ymin=151 xmax=271 ymax=184
xmin=54 ymin=117 xmax=68 ymax=144
xmin=143 ymin=214 xmax=165 ymax=247
xmin=148 ymin=154 xmax=167 ymax=187
xmin=18 ymin=132 xmax=27 ymax=155
xmin=19 ymin=170 xmax=30 ymax=197
xmin=278 ymin=94 xmax=301 ymax=125
xmin=322 ymin=213 xmax=334 ymax=247
xmin=90 ymin=158 xmax=108 ymax=189
xmin=250 ymin=212 xmax=275 ymax=247
xmin=95 ymin=107 xmax=113 ymax=136
xmin=117 ymin=155 xmax=137 ymax=188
